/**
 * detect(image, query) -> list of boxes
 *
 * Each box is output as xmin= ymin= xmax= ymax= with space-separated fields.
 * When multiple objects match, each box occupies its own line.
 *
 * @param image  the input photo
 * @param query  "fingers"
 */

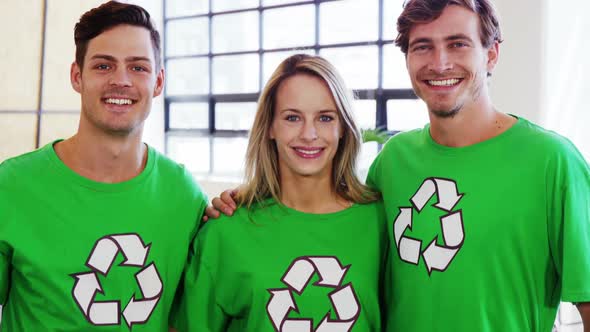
xmin=220 ymin=190 xmax=237 ymax=209
xmin=204 ymin=204 xmax=221 ymax=220
xmin=212 ymin=196 xmax=234 ymax=216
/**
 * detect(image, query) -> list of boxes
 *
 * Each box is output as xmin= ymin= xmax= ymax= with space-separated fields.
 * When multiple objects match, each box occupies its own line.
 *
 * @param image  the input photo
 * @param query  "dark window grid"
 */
xmin=0 ymin=110 xmax=79 ymax=114
xmin=166 ymin=88 xmax=416 ymax=133
xmin=164 ymin=0 xmax=342 ymax=21
xmin=162 ymin=0 xmax=418 ymax=155
xmin=2 ymin=0 xmax=51 ymax=148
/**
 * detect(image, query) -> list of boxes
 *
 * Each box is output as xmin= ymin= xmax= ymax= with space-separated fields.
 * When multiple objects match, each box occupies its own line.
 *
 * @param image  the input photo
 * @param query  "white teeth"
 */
xmin=428 ymin=78 xmax=460 ymax=86
xmin=105 ymin=98 xmax=133 ymax=105
xmin=295 ymin=148 xmax=321 ymax=155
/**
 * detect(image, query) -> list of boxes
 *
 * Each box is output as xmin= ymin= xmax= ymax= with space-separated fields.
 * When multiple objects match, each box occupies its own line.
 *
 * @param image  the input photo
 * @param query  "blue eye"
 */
xmin=319 ymin=115 xmax=334 ymax=122
xmin=132 ymin=66 xmax=147 ymax=72
xmin=96 ymin=64 xmax=110 ymax=70
xmin=451 ymin=42 xmax=467 ymax=48
xmin=285 ymin=115 xmax=299 ymax=122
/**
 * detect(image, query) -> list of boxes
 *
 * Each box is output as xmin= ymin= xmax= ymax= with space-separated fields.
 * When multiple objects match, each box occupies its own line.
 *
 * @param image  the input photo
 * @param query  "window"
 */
xmin=164 ymin=0 xmax=425 ymax=179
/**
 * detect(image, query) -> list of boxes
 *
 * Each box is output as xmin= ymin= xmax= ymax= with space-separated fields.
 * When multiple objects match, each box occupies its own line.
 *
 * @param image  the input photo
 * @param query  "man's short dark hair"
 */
xmin=74 ymin=1 xmax=161 ymax=70
xmin=395 ymin=0 xmax=503 ymax=55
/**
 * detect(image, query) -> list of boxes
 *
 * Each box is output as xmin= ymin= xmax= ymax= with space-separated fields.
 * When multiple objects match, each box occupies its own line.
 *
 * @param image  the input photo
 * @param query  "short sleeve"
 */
xmin=0 ymin=247 xmax=9 ymax=305
xmin=0 ymin=172 xmax=13 ymax=305
xmin=170 ymin=233 xmax=229 ymax=332
xmin=547 ymin=142 xmax=590 ymax=302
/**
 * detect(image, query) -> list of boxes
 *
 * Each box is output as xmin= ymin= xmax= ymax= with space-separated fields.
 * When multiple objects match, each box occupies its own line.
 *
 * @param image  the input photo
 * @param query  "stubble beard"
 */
xmin=81 ymin=102 xmax=147 ymax=138
xmin=427 ymin=71 xmax=485 ymax=120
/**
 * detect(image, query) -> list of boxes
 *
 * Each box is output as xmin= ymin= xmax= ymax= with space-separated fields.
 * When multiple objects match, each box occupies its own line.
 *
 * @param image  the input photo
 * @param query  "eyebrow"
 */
xmin=279 ymin=108 xmax=337 ymax=113
xmin=446 ymin=34 xmax=474 ymax=43
xmin=89 ymin=54 xmax=152 ymax=63
xmin=409 ymin=34 xmax=474 ymax=48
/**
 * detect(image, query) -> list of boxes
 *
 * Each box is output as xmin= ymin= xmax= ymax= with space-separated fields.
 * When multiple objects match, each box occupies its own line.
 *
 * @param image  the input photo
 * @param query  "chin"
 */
xmin=289 ymin=164 xmax=330 ymax=179
xmin=430 ymin=108 xmax=460 ymax=119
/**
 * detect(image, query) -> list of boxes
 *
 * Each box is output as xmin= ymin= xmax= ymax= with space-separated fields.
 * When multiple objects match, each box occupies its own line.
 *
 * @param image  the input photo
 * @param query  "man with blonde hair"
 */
xmin=210 ymin=0 xmax=590 ymax=331
xmin=367 ymin=0 xmax=590 ymax=330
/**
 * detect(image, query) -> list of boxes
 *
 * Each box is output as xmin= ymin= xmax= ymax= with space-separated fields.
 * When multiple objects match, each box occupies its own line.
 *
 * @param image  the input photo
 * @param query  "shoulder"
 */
xmin=150 ymin=146 xmax=207 ymax=201
xmin=199 ymin=200 xmax=278 ymax=235
xmin=381 ymin=127 xmax=425 ymax=152
xmin=515 ymin=118 xmax=586 ymax=161
xmin=351 ymin=200 xmax=386 ymax=221
xmin=196 ymin=206 xmax=255 ymax=248
xmin=0 ymin=146 xmax=50 ymax=183
xmin=367 ymin=127 xmax=425 ymax=182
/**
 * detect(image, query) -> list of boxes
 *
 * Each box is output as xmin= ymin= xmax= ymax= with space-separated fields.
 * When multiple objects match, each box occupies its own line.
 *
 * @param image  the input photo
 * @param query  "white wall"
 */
xmin=541 ymin=0 xmax=590 ymax=160
xmin=491 ymin=0 xmax=545 ymax=124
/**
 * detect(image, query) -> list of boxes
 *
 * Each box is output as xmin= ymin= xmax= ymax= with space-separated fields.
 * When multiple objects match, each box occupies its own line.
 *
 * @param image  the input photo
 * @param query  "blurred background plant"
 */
xmin=361 ymin=128 xmax=390 ymax=144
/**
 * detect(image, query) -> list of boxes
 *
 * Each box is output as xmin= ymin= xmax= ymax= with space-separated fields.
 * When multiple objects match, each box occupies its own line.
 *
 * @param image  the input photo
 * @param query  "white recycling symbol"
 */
xmin=71 ymin=233 xmax=163 ymax=328
xmin=394 ymin=177 xmax=465 ymax=274
xmin=266 ymin=256 xmax=360 ymax=332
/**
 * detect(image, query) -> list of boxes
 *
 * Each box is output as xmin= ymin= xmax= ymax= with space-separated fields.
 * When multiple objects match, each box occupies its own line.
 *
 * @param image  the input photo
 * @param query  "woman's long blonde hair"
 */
xmin=236 ymin=54 xmax=380 ymax=208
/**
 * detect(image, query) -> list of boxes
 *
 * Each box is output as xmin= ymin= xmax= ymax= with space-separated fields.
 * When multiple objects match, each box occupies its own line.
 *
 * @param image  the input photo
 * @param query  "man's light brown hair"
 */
xmin=395 ymin=0 xmax=503 ymax=54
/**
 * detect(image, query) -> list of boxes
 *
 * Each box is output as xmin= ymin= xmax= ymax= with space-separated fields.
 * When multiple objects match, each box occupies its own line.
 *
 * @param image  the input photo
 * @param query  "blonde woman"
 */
xmin=173 ymin=54 xmax=388 ymax=332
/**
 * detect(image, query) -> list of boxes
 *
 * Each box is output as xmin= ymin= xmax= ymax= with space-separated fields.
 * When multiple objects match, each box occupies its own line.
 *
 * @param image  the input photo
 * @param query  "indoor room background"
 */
xmin=0 ymin=1 xmax=588 ymax=330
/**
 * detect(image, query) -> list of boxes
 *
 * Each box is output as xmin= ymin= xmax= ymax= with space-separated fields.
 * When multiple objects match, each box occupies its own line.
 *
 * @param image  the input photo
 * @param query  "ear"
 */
xmin=269 ymin=124 xmax=275 ymax=139
xmin=70 ymin=62 xmax=82 ymax=94
xmin=486 ymin=41 xmax=500 ymax=74
xmin=152 ymin=67 xmax=165 ymax=97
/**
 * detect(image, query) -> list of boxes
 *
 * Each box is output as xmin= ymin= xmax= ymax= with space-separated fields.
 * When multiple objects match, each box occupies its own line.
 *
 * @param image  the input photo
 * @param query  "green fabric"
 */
xmin=367 ymin=116 xmax=590 ymax=332
xmin=0 ymin=141 xmax=207 ymax=331
xmin=173 ymin=199 xmax=389 ymax=332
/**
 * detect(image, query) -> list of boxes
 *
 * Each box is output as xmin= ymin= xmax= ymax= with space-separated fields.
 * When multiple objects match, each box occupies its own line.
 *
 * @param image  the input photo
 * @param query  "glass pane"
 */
xmin=166 ymin=0 xmax=208 ymax=17
xmin=212 ymin=137 xmax=249 ymax=177
xmin=387 ymin=99 xmax=429 ymax=131
xmin=40 ymin=113 xmax=79 ymax=146
xmin=0 ymin=114 xmax=37 ymax=162
xmin=213 ymin=54 xmax=259 ymax=94
xmin=169 ymin=103 xmax=209 ymax=129
xmin=263 ymin=5 xmax=315 ymax=49
xmin=166 ymin=18 xmax=209 ymax=57
xmin=262 ymin=0 xmax=309 ymax=5
xmin=383 ymin=0 xmax=404 ymax=40
xmin=212 ymin=0 xmax=258 ymax=12
xmin=262 ymin=49 xmax=315 ymax=85
xmin=212 ymin=12 xmax=259 ymax=53
xmin=320 ymin=0 xmax=378 ymax=44
xmin=166 ymin=58 xmax=209 ymax=95
xmin=383 ymin=44 xmax=412 ymax=89
xmin=353 ymin=99 xmax=376 ymax=130
xmin=358 ymin=141 xmax=379 ymax=182
xmin=216 ymin=102 xmax=257 ymax=130
xmin=166 ymin=136 xmax=210 ymax=173
xmin=320 ymin=46 xmax=378 ymax=89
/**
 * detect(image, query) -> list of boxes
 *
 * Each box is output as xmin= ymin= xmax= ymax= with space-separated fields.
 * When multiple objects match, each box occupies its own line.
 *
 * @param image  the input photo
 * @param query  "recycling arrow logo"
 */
xmin=267 ymin=256 xmax=360 ymax=332
xmin=71 ymin=233 xmax=163 ymax=328
xmin=394 ymin=177 xmax=465 ymax=274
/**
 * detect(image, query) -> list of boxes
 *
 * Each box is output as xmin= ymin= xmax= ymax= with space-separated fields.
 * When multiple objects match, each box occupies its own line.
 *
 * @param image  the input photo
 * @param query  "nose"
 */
xmin=428 ymin=48 xmax=453 ymax=73
xmin=300 ymin=119 xmax=319 ymax=141
xmin=109 ymin=67 xmax=132 ymax=87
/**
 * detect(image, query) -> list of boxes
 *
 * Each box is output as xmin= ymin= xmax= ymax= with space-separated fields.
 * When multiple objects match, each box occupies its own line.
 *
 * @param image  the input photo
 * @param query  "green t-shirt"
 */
xmin=0 ymin=141 xmax=208 ymax=331
xmin=367 ymin=117 xmax=590 ymax=332
xmin=173 ymin=199 xmax=389 ymax=332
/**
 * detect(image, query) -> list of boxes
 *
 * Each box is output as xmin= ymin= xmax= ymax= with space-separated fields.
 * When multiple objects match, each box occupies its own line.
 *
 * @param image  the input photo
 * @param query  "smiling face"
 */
xmin=70 ymin=24 xmax=164 ymax=136
xmin=406 ymin=5 xmax=498 ymax=118
xmin=270 ymin=73 xmax=342 ymax=182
